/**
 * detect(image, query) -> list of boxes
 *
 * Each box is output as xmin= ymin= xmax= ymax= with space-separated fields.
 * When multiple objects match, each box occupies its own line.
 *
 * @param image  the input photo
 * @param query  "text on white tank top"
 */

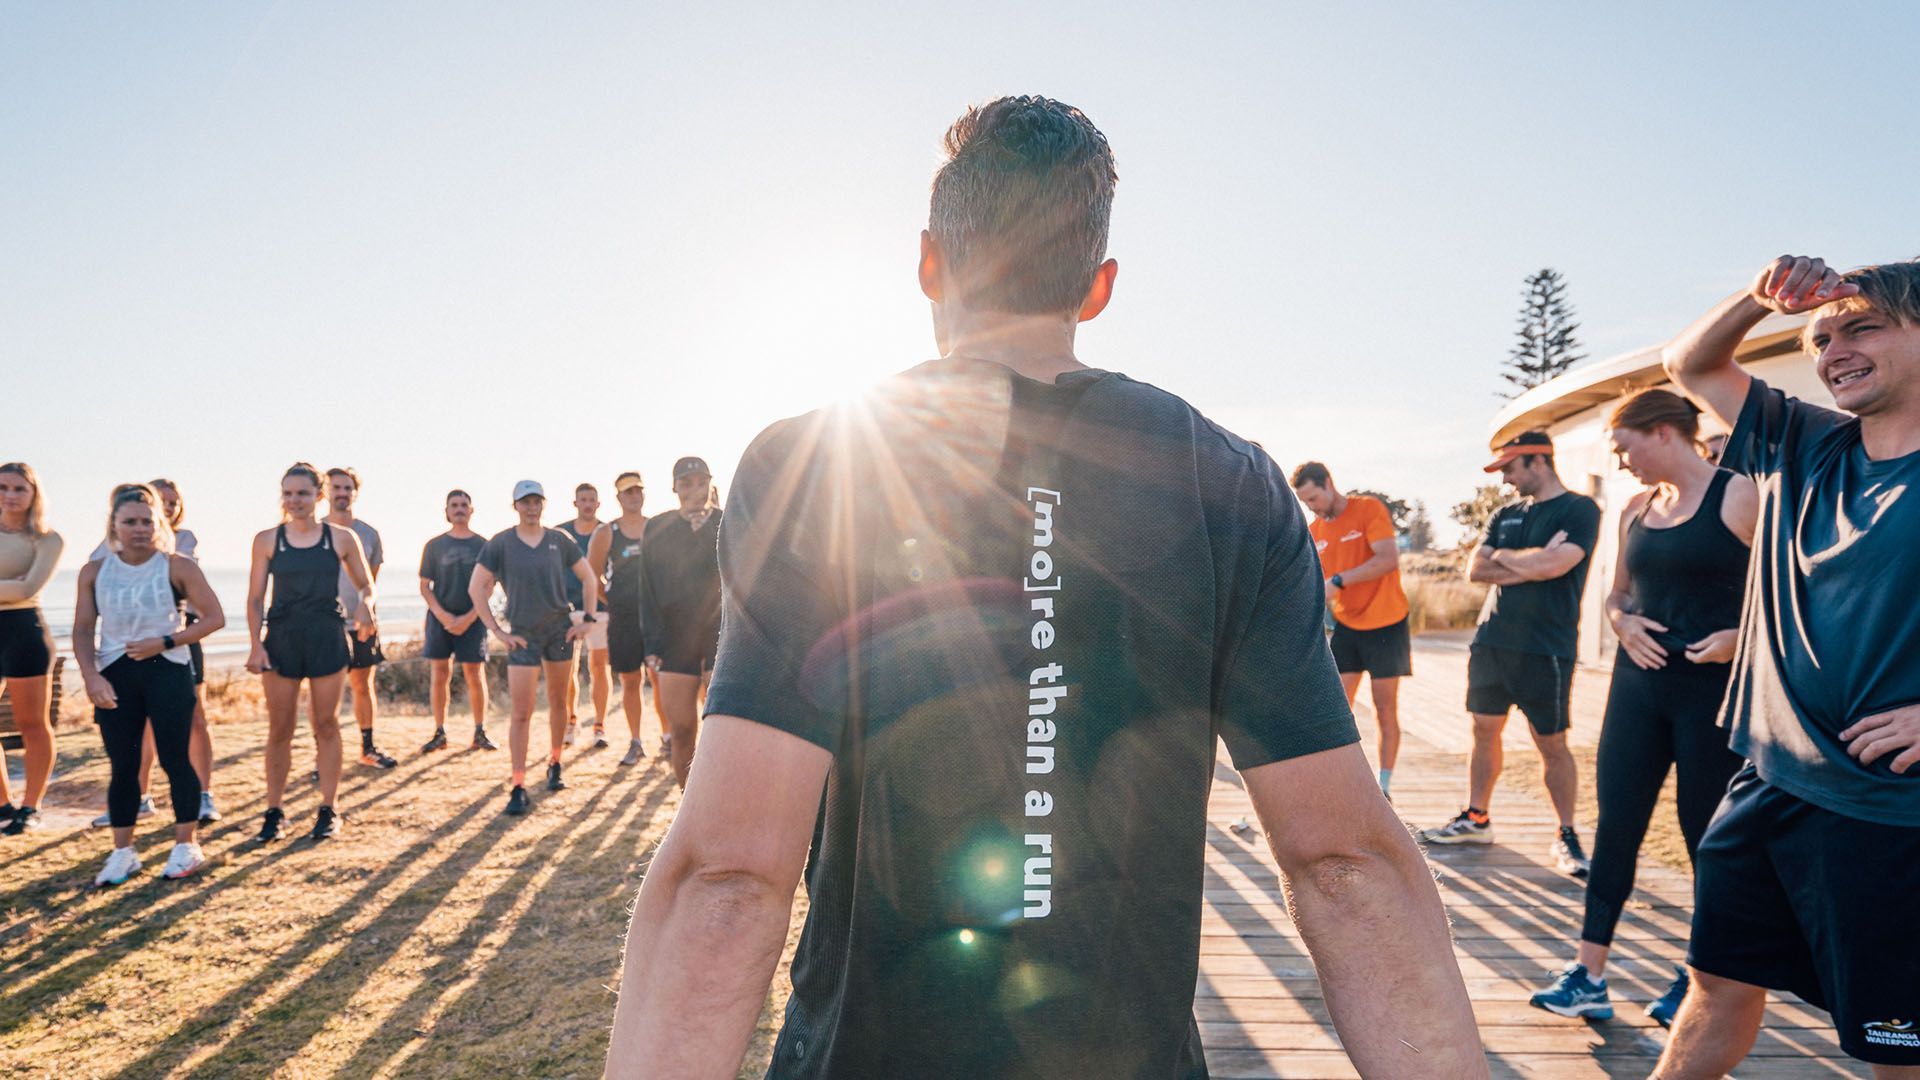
xmin=96 ymin=552 xmax=188 ymax=668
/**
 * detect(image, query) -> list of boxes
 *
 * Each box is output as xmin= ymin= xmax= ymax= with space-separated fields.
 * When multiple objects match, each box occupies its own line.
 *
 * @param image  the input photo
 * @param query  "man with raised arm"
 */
xmin=604 ymin=95 xmax=1484 ymax=1079
xmin=1654 ymin=256 xmax=1920 ymax=1079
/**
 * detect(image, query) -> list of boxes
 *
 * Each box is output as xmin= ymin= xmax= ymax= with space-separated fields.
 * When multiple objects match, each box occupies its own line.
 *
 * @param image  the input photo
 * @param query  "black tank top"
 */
xmin=1624 ymin=470 xmax=1747 ymax=659
xmin=605 ymin=521 xmax=645 ymax=612
xmin=267 ymin=522 xmax=345 ymax=622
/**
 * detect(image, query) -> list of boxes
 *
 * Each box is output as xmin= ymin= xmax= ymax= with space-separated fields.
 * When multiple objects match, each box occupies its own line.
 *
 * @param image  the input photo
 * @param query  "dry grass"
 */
xmin=1402 ymin=551 xmax=1488 ymax=635
xmin=2 ymin=684 xmax=801 ymax=1079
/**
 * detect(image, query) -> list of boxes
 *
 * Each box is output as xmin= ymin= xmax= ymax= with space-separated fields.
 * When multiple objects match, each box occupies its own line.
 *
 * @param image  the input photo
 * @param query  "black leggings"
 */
xmin=97 ymin=657 xmax=201 ymax=828
xmin=1582 ymin=652 xmax=1743 ymax=946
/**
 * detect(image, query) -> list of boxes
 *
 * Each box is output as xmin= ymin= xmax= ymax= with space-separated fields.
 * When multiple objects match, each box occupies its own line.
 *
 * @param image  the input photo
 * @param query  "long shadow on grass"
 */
xmin=109 ymin=768 xmax=658 ymax=1079
xmin=339 ymin=770 xmax=677 ymax=1078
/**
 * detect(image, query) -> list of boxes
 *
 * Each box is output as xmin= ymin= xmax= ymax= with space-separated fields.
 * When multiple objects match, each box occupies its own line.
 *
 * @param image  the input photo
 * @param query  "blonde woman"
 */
xmin=245 ymin=463 xmax=375 ymax=842
xmin=0 ymin=462 xmax=64 ymax=835
xmin=73 ymin=485 xmax=225 ymax=884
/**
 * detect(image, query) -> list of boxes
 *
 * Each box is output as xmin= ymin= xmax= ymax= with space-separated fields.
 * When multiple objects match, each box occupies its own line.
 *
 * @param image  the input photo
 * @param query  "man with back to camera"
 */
xmin=1290 ymin=461 xmax=1410 ymax=798
xmin=603 ymin=95 xmax=1485 ymax=1079
xmin=468 ymin=481 xmax=598 ymax=816
xmin=1654 ymin=255 xmax=1920 ymax=1079
xmin=418 ymin=489 xmax=495 ymax=753
xmin=323 ymin=466 xmax=397 ymax=770
xmin=1418 ymin=431 xmax=1600 ymax=879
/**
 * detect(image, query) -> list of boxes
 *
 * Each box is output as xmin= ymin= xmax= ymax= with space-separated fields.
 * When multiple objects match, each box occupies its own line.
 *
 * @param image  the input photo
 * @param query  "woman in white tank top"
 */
xmin=71 ymin=485 xmax=225 ymax=887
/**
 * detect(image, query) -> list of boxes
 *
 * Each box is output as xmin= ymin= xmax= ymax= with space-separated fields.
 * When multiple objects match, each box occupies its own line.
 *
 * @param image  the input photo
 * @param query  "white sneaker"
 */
xmin=95 ymin=847 xmax=141 ymax=887
xmin=163 ymin=841 xmax=207 ymax=879
xmin=91 ymin=809 xmax=113 ymax=828
xmin=563 ymin=722 xmax=577 ymax=747
xmin=91 ymin=795 xmax=157 ymax=828
xmin=199 ymin=792 xmax=221 ymax=824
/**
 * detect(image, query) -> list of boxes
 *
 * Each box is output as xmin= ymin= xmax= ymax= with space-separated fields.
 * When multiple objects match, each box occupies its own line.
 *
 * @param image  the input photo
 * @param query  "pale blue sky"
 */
xmin=5 ymin=2 xmax=1916 ymax=566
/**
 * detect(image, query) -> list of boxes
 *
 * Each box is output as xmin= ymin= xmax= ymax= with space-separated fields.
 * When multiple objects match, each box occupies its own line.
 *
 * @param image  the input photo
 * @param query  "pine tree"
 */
xmin=1404 ymin=501 xmax=1434 ymax=553
xmin=1503 ymin=268 xmax=1586 ymax=397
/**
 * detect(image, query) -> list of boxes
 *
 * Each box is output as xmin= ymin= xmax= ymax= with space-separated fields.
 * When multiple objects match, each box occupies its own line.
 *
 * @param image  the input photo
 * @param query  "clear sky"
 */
xmin=6 ymin=2 xmax=1917 ymax=567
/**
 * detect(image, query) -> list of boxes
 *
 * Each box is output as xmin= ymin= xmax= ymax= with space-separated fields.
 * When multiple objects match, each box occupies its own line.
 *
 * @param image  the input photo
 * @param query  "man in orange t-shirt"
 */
xmin=1291 ymin=462 xmax=1409 ymax=796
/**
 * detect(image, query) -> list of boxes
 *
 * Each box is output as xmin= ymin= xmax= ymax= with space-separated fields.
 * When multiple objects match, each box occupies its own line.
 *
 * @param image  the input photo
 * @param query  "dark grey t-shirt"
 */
xmin=1720 ymin=378 xmax=1920 ymax=826
xmin=707 ymin=358 xmax=1358 ymax=1079
xmin=419 ymin=533 xmax=485 ymax=615
xmin=478 ymin=527 xmax=583 ymax=632
xmin=331 ymin=518 xmax=382 ymax=615
xmin=1472 ymin=492 xmax=1602 ymax=659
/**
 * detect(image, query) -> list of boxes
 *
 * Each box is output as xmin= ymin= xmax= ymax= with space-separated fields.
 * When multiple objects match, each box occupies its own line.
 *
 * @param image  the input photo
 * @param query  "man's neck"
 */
xmin=326 ymin=509 xmax=357 ymax=527
xmin=1860 ymin=409 xmax=1920 ymax=461
xmin=447 ymin=525 xmax=475 ymax=539
xmin=572 ymin=514 xmax=598 ymax=532
xmin=1325 ymin=492 xmax=1349 ymax=520
xmin=618 ymin=511 xmax=646 ymax=529
xmin=1531 ymin=476 xmax=1570 ymax=502
xmin=940 ymin=310 xmax=1088 ymax=384
xmin=515 ymin=520 xmax=544 ymax=538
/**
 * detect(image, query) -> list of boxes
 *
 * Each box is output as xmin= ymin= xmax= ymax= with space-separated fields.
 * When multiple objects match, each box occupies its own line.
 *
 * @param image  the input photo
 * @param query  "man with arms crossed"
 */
xmin=1655 ymin=255 xmax=1920 ymax=1078
xmin=1420 ymin=432 xmax=1599 ymax=878
xmin=324 ymin=467 xmax=397 ymax=770
xmin=1291 ymin=462 xmax=1410 ymax=798
xmin=558 ymin=482 xmax=611 ymax=748
xmin=469 ymin=481 xmax=597 ymax=816
xmin=605 ymin=96 xmax=1483 ymax=1079
xmin=418 ymin=489 xmax=495 ymax=753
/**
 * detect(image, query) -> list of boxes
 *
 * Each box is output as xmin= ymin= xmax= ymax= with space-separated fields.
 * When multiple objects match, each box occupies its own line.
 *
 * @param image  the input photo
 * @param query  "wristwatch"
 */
xmin=580 ymin=614 xmax=597 ymax=623
xmin=163 ymin=634 xmax=177 ymax=649
xmin=1330 ymin=574 xmax=1346 ymax=590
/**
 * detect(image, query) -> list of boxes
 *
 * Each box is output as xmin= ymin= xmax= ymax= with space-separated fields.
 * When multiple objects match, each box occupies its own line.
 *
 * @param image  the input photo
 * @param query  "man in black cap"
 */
xmin=639 ymin=456 xmax=722 ymax=788
xmin=1420 ymin=431 xmax=1601 ymax=879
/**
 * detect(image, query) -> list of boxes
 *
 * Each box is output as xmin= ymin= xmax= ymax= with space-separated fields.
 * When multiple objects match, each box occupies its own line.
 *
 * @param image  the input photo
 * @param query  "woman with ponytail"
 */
xmin=0 ymin=462 xmax=63 ymax=835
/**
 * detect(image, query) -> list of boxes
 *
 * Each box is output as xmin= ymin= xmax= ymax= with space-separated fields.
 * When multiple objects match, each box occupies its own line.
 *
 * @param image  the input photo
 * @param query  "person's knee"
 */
xmin=1533 ymin=731 xmax=1575 ymax=762
xmin=1471 ymin=713 xmax=1506 ymax=740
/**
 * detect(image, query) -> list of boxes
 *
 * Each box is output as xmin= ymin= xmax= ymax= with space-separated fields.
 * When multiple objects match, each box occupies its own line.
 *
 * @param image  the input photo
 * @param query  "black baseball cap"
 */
xmin=1484 ymin=431 xmax=1554 ymax=472
xmin=673 ymin=456 xmax=711 ymax=481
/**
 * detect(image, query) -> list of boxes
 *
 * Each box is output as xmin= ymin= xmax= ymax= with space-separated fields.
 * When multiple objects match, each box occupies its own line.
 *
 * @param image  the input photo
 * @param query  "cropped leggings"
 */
xmin=97 ymin=656 xmax=201 ymax=828
xmin=1581 ymin=652 xmax=1743 ymax=946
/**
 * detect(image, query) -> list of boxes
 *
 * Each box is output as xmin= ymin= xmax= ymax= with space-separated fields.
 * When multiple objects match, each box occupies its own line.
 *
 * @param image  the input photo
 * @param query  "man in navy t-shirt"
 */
xmin=1660 ymin=255 xmax=1920 ymax=1074
xmin=603 ymin=96 xmax=1486 ymax=1079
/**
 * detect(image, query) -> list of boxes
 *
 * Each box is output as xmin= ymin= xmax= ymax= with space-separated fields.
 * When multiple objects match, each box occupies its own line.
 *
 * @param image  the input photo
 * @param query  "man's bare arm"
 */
xmin=1337 ymin=538 xmax=1400 ymax=586
xmin=605 ymin=716 xmax=830 ymax=1078
xmin=1487 ymin=541 xmax=1585 ymax=582
xmin=1467 ymin=544 xmax=1527 ymax=586
xmin=1663 ymin=255 xmax=1857 ymax=429
xmin=1244 ymin=743 xmax=1487 ymax=1077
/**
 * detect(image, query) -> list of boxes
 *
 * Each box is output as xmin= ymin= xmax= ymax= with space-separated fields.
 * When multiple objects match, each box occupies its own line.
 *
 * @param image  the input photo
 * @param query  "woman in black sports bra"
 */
xmin=244 ymin=462 xmax=377 ymax=843
xmin=1531 ymin=389 xmax=1757 ymax=1026
xmin=589 ymin=471 xmax=652 ymax=766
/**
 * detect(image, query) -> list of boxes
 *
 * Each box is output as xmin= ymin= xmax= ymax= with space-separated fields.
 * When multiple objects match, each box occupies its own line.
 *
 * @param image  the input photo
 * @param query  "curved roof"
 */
xmin=1488 ymin=313 xmax=1807 ymax=447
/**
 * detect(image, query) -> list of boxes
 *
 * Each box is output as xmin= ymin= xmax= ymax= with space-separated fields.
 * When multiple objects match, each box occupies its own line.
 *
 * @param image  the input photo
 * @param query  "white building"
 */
xmin=1486 ymin=313 xmax=1834 ymax=669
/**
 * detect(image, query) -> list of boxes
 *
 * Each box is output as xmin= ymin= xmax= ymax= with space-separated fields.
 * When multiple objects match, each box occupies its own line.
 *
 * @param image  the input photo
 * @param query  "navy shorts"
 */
xmin=1330 ymin=617 xmax=1412 ymax=679
xmin=507 ymin=612 xmax=574 ymax=667
xmin=1689 ymin=765 xmax=1920 ymax=1065
xmin=422 ymin=615 xmax=488 ymax=663
xmin=1465 ymin=644 xmax=1573 ymax=735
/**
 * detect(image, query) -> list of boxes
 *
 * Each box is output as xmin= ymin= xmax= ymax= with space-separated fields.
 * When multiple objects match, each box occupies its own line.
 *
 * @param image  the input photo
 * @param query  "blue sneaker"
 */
xmin=1646 ymin=966 xmax=1689 ymax=1028
xmin=1530 ymin=962 xmax=1613 ymax=1019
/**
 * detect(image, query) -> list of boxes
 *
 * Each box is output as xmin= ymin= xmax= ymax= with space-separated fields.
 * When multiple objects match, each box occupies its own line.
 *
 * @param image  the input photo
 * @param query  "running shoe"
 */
xmin=659 ymin=732 xmax=673 ymax=760
xmin=1646 ymin=966 xmax=1690 ymax=1028
xmin=308 ymin=806 xmax=341 ymax=841
xmin=91 ymin=794 xmax=159 ymax=829
xmin=420 ymin=728 xmax=449 ymax=753
xmin=163 ymin=841 xmax=207 ymax=879
xmin=619 ymin=739 xmax=645 ymax=767
xmin=257 ymin=807 xmax=286 ymax=843
xmin=593 ymin=724 xmax=608 ymax=749
xmin=505 ymin=785 xmax=531 ymax=816
xmin=199 ymin=792 xmax=221 ymax=825
xmin=472 ymin=728 xmax=498 ymax=751
xmin=95 ymin=847 xmax=142 ymax=888
xmin=546 ymin=761 xmax=566 ymax=792
xmin=360 ymin=747 xmax=399 ymax=769
xmin=1552 ymin=827 xmax=1591 ymax=878
xmin=1529 ymin=962 xmax=1613 ymax=1019
xmin=563 ymin=722 xmax=577 ymax=747
xmin=1418 ymin=810 xmax=1493 ymax=845
xmin=2 ymin=807 xmax=41 ymax=835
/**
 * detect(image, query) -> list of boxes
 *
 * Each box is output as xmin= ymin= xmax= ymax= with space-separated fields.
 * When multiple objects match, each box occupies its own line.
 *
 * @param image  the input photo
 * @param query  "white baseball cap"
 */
xmin=512 ymin=479 xmax=545 ymax=502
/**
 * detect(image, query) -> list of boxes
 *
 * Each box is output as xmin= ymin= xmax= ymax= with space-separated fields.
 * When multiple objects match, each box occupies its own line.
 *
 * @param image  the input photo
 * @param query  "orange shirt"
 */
xmin=1307 ymin=495 xmax=1408 ymax=630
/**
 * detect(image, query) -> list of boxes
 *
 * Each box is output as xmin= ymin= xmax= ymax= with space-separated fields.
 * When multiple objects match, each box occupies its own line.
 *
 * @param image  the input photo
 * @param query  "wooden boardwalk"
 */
xmin=1196 ymin=636 xmax=1863 ymax=1078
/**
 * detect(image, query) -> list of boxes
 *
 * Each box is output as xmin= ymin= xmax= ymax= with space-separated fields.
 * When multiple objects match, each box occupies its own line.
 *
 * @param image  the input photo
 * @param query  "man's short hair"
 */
xmin=929 ymin=96 xmax=1117 ymax=315
xmin=576 ymin=482 xmax=597 ymax=495
xmin=1289 ymin=462 xmax=1332 ymax=490
xmin=326 ymin=466 xmax=360 ymax=491
xmin=1803 ymin=259 xmax=1920 ymax=352
xmin=445 ymin=488 xmax=470 ymax=503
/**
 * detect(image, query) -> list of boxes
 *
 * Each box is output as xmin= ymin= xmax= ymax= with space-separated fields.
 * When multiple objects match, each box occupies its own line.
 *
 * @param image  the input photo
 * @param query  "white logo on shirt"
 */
xmin=1341 ymin=530 xmax=1364 ymax=542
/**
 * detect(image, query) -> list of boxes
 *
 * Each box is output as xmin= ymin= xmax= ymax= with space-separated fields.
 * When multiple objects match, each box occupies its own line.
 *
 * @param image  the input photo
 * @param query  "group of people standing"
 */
xmin=0 ymin=454 xmax=727 ymax=884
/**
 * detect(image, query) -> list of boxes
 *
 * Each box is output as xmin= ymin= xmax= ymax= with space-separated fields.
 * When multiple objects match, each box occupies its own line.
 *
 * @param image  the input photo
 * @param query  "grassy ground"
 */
xmin=1 ymin=673 xmax=799 ymax=1079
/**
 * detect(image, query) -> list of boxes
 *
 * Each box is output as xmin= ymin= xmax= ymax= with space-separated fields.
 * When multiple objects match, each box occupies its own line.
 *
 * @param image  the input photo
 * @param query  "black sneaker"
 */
xmin=308 ymin=806 xmax=341 ymax=841
xmin=420 ymin=729 xmax=449 ymax=753
xmin=1552 ymin=826 xmax=1591 ymax=878
xmin=592 ymin=725 xmax=609 ymax=750
xmin=504 ymin=786 xmax=531 ymax=816
xmin=471 ymin=728 xmax=498 ymax=751
xmin=2 ymin=806 xmax=39 ymax=836
xmin=257 ymin=807 xmax=286 ymax=843
xmin=360 ymin=747 xmax=398 ymax=769
xmin=546 ymin=761 xmax=566 ymax=792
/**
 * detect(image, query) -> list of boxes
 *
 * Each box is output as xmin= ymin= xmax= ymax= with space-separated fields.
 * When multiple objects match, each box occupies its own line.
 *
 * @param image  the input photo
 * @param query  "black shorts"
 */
xmin=1329 ymin=617 xmax=1413 ymax=678
xmin=1465 ymin=644 xmax=1573 ymax=735
xmin=348 ymin=630 xmax=386 ymax=669
xmin=183 ymin=611 xmax=206 ymax=686
xmin=1689 ymin=766 xmax=1920 ymax=1065
xmin=422 ymin=615 xmax=488 ymax=663
xmin=263 ymin=616 xmax=350 ymax=680
xmin=507 ymin=612 xmax=574 ymax=667
xmin=654 ymin=617 xmax=718 ymax=677
xmin=0 ymin=607 xmax=54 ymax=679
xmin=607 ymin=606 xmax=647 ymax=675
